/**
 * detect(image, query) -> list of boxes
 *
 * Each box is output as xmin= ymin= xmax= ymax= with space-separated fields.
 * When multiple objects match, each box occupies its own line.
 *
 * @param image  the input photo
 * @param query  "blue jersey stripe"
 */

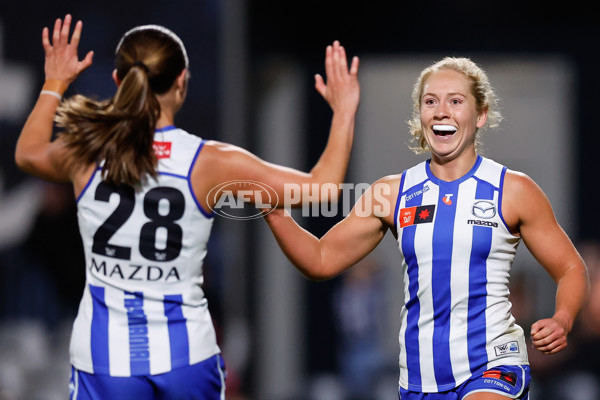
xmin=393 ymin=171 xmax=407 ymax=234
xmin=498 ymin=166 xmax=510 ymax=230
xmin=467 ymin=181 xmax=495 ymax=372
xmin=431 ymin=185 xmax=457 ymax=389
xmin=89 ymin=284 xmax=110 ymax=373
xmin=403 ymin=224 xmax=422 ymax=388
xmin=475 ymin=179 xmax=494 ymax=200
xmin=188 ymin=140 xmax=214 ymax=219
xmin=165 ymin=294 xmax=190 ymax=366
xmin=468 ymin=226 xmax=492 ymax=372
xmin=76 ymin=167 xmax=101 ymax=203
xmin=401 ymin=181 xmax=426 ymax=388
xmin=124 ymin=291 xmax=150 ymax=375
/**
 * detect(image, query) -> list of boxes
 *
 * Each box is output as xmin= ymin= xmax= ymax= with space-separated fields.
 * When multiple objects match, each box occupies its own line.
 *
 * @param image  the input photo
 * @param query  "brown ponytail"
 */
xmin=56 ymin=25 xmax=188 ymax=186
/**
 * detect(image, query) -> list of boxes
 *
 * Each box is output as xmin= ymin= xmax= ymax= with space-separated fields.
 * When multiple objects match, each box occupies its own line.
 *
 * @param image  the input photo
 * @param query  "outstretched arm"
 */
xmin=263 ymin=179 xmax=394 ymax=280
xmin=504 ymin=171 xmax=589 ymax=354
xmin=195 ymin=41 xmax=359 ymax=210
xmin=15 ymin=14 xmax=94 ymax=181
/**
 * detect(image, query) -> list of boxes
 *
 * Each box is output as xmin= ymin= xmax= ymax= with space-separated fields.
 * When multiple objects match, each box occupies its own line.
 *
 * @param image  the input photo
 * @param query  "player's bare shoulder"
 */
xmin=373 ymin=173 xmax=402 ymax=199
xmin=199 ymin=140 xmax=241 ymax=160
xmin=193 ymin=140 xmax=252 ymax=180
xmin=365 ymin=174 xmax=402 ymax=226
xmin=502 ymin=169 xmax=551 ymax=234
xmin=503 ymin=169 xmax=545 ymax=204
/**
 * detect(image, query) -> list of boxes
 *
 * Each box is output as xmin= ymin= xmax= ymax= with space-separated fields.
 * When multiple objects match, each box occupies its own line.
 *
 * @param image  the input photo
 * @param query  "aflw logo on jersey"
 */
xmin=494 ymin=341 xmax=520 ymax=356
xmin=399 ymin=205 xmax=435 ymax=228
xmin=153 ymin=142 xmax=172 ymax=159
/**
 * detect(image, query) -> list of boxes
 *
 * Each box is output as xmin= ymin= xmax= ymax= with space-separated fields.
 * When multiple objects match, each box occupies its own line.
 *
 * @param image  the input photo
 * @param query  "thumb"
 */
xmin=530 ymin=320 xmax=545 ymax=336
xmin=314 ymin=74 xmax=326 ymax=98
xmin=79 ymin=50 xmax=94 ymax=73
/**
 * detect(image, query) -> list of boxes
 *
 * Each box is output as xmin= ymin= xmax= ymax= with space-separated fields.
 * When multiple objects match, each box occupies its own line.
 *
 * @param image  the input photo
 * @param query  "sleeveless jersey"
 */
xmin=393 ymin=155 xmax=528 ymax=392
xmin=70 ymin=126 xmax=219 ymax=377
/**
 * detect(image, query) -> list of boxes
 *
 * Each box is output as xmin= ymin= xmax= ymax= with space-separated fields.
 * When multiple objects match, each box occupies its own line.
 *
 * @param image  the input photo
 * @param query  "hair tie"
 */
xmin=132 ymin=61 xmax=149 ymax=73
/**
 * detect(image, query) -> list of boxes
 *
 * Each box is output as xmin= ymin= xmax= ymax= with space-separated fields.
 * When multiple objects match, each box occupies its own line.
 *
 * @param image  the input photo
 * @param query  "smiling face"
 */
xmin=420 ymin=69 xmax=488 ymax=163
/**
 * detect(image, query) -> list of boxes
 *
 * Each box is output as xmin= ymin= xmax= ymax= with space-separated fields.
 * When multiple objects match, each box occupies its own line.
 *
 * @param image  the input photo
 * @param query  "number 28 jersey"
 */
xmin=70 ymin=126 xmax=219 ymax=377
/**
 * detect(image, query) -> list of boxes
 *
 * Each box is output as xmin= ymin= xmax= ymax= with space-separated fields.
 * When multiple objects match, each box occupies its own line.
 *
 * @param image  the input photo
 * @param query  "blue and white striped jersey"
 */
xmin=71 ymin=126 xmax=219 ymax=377
xmin=394 ymin=155 xmax=528 ymax=392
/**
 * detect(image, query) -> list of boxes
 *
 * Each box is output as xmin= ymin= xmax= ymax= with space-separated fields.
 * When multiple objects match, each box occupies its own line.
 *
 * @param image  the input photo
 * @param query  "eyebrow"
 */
xmin=422 ymin=91 xmax=468 ymax=99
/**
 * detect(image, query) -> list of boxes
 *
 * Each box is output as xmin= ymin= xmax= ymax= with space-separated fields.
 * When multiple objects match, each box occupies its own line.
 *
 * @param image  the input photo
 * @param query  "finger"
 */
xmin=531 ymin=327 xmax=553 ymax=342
xmin=532 ymin=320 xmax=565 ymax=342
xmin=71 ymin=20 xmax=83 ymax=47
xmin=324 ymin=45 xmax=333 ymax=81
xmin=530 ymin=326 xmax=538 ymax=336
xmin=52 ymin=18 xmax=62 ymax=46
xmin=337 ymin=45 xmax=348 ymax=76
xmin=547 ymin=342 xmax=567 ymax=354
xmin=530 ymin=320 xmax=547 ymax=337
xmin=60 ymin=14 xmax=72 ymax=44
xmin=350 ymin=56 xmax=359 ymax=76
xmin=42 ymin=27 xmax=51 ymax=52
xmin=331 ymin=41 xmax=341 ymax=79
xmin=532 ymin=328 xmax=564 ymax=349
xmin=531 ymin=334 xmax=552 ymax=348
xmin=314 ymin=74 xmax=326 ymax=98
xmin=536 ymin=339 xmax=566 ymax=354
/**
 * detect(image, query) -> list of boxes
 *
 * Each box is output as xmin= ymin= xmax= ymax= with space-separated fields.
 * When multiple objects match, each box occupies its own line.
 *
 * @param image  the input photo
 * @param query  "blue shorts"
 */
xmin=69 ymin=354 xmax=226 ymax=400
xmin=399 ymin=365 xmax=530 ymax=400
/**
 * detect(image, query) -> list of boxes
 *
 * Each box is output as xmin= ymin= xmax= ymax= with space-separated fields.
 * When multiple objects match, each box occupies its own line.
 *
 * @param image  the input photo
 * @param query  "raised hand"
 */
xmin=42 ymin=14 xmax=94 ymax=85
xmin=314 ymin=40 xmax=360 ymax=115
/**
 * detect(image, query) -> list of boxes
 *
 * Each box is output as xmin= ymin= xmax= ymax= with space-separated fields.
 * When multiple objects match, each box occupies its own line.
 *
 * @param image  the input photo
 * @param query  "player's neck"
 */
xmin=429 ymin=150 xmax=478 ymax=182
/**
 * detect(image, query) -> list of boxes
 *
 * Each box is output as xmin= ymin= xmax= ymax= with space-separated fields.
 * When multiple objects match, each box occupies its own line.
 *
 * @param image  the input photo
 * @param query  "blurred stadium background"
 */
xmin=0 ymin=1 xmax=598 ymax=399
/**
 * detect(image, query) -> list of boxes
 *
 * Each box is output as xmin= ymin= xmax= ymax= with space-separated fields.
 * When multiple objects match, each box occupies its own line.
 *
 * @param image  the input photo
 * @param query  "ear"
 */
xmin=112 ymin=69 xmax=121 ymax=87
xmin=176 ymin=69 xmax=188 ymax=91
xmin=174 ymin=69 xmax=189 ymax=104
xmin=476 ymin=107 xmax=488 ymax=129
xmin=176 ymin=69 xmax=188 ymax=89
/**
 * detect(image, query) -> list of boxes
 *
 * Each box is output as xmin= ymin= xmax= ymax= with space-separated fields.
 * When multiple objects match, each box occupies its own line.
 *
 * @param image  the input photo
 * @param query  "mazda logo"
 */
xmin=472 ymin=200 xmax=496 ymax=219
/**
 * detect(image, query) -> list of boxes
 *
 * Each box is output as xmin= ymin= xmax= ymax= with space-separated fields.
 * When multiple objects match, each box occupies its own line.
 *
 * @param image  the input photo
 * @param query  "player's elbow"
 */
xmin=14 ymin=150 xmax=33 ymax=174
xmin=302 ymin=271 xmax=328 ymax=282
xmin=299 ymin=264 xmax=338 ymax=282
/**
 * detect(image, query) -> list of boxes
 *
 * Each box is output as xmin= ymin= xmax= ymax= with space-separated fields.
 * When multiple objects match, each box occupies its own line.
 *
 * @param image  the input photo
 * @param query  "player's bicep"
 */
xmin=208 ymin=141 xmax=330 ymax=205
xmin=510 ymin=172 xmax=579 ymax=281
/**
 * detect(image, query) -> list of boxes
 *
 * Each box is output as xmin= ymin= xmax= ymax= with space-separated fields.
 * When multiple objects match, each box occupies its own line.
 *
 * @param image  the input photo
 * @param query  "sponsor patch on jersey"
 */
xmin=467 ymin=219 xmax=498 ymax=228
xmin=153 ymin=142 xmax=172 ymax=159
xmin=399 ymin=205 xmax=435 ymax=227
xmin=482 ymin=370 xmax=518 ymax=387
xmin=494 ymin=340 xmax=520 ymax=356
xmin=404 ymin=184 xmax=430 ymax=202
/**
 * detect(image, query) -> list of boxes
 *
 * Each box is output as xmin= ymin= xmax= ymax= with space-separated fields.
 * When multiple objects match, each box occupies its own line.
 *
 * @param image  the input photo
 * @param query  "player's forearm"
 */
xmin=263 ymin=209 xmax=328 ymax=281
xmin=15 ymin=93 xmax=61 ymax=173
xmin=308 ymin=110 xmax=355 ymax=197
xmin=553 ymin=262 xmax=590 ymax=333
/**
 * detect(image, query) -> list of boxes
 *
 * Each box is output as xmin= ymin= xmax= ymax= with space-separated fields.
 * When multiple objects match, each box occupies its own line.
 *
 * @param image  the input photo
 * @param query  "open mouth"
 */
xmin=432 ymin=125 xmax=457 ymax=136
